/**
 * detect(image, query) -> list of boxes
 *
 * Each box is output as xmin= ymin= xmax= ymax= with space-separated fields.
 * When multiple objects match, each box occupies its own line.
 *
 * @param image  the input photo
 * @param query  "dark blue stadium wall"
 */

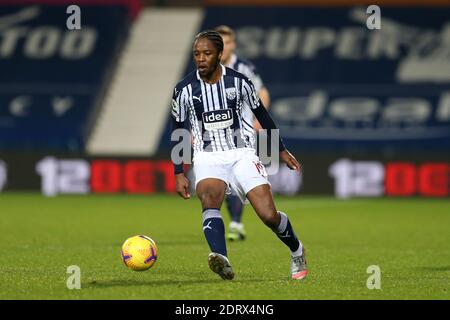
xmin=158 ymin=6 xmax=450 ymax=156
xmin=0 ymin=3 xmax=133 ymax=151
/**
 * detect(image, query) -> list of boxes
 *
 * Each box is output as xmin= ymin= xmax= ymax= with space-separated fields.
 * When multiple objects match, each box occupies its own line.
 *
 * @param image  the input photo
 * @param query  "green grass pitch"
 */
xmin=0 ymin=193 xmax=449 ymax=300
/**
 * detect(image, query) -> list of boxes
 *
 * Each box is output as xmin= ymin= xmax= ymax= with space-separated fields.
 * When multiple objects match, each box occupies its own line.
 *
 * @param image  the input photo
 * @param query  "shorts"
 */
xmin=193 ymin=148 xmax=270 ymax=204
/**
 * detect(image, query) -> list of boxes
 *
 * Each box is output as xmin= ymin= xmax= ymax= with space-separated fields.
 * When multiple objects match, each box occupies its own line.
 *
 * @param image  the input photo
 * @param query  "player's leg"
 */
xmin=246 ymin=184 xmax=307 ymax=280
xmin=225 ymin=194 xmax=246 ymax=241
xmin=196 ymin=178 xmax=234 ymax=280
xmin=231 ymin=149 xmax=307 ymax=279
xmin=246 ymin=184 xmax=302 ymax=251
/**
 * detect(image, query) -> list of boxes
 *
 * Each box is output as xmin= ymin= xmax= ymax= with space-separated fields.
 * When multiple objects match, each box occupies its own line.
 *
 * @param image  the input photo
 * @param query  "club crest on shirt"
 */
xmin=226 ymin=88 xmax=236 ymax=100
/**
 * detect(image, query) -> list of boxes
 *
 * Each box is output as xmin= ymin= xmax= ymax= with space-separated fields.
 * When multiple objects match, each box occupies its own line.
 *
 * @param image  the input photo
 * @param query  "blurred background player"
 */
xmin=215 ymin=25 xmax=271 ymax=242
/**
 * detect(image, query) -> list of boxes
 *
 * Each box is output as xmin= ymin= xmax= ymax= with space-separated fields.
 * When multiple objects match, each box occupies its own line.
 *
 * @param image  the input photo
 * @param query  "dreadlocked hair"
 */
xmin=194 ymin=30 xmax=224 ymax=53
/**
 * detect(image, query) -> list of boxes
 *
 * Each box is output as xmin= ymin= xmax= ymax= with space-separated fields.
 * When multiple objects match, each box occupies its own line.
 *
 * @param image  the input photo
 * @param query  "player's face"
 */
xmin=193 ymin=38 xmax=222 ymax=78
xmin=220 ymin=34 xmax=235 ymax=64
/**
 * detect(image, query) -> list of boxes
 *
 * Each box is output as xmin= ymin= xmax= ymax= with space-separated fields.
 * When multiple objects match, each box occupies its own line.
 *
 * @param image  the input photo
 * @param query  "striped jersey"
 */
xmin=171 ymin=64 xmax=261 ymax=154
xmin=225 ymin=54 xmax=265 ymax=129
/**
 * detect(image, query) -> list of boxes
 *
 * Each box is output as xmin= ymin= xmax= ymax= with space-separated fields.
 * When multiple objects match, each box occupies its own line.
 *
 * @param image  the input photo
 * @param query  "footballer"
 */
xmin=214 ymin=24 xmax=271 ymax=242
xmin=170 ymin=30 xmax=307 ymax=280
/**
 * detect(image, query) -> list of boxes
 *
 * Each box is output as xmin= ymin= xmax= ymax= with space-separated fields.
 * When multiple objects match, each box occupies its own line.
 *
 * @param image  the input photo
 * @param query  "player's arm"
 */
xmin=253 ymin=87 xmax=270 ymax=130
xmin=258 ymin=87 xmax=271 ymax=110
xmin=251 ymin=102 xmax=301 ymax=173
xmin=170 ymin=118 xmax=190 ymax=199
xmin=243 ymin=80 xmax=301 ymax=173
xmin=170 ymin=89 xmax=191 ymax=199
xmin=245 ymin=66 xmax=271 ymax=130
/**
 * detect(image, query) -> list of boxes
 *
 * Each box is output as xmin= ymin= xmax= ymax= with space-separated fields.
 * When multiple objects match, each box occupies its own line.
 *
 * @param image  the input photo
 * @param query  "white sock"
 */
xmin=230 ymin=221 xmax=244 ymax=230
xmin=291 ymin=242 xmax=303 ymax=257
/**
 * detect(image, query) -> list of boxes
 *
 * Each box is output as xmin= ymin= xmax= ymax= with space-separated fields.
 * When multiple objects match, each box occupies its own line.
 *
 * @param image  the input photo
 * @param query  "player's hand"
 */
xmin=280 ymin=150 xmax=302 ymax=174
xmin=175 ymin=173 xmax=191 ymax=199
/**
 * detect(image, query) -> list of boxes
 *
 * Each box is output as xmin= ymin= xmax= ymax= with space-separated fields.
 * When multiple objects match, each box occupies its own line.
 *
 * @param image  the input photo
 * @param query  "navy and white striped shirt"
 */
xmin=226 ymin=53 xmax=266 ymax=131
xmin=171 ymin=65 xmax=262 ymax=154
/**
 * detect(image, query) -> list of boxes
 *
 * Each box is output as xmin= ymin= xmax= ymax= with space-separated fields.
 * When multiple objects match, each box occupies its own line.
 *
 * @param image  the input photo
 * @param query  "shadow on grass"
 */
xmin=418 ymin=266 xmax=450 ymax=272
xmin=85 ymin=279 xmax=217 ymax=288
xmin=84 ymin=277 xmax=280 ymax=288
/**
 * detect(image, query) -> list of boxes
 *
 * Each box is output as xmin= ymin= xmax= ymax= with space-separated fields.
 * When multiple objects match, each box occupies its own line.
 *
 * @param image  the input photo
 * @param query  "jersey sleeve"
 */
xmin=170 ymin=86 xmax=187 ymax=174
xmin=242 ymin=77 xmax=287 ymax=152
xmin=251 ymin=74 xmax=264 ymax=93
xmin=241 ymin=77 xmax=261 ymax=110
xmin=171 ymin=86 xmax=187 ymax=123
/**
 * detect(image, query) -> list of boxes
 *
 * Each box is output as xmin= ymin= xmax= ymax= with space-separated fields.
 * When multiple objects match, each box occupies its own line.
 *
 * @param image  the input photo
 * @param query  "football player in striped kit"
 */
xmin=215 ymin=25 xmax=271 ymax=242
xmin=170 ymin=30 xmax=307 ymax=280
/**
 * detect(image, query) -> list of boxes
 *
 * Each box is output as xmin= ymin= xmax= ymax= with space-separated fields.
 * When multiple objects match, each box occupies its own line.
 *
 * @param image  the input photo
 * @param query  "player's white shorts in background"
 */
xmin=193 ymin=148 xmax=270 ymax=204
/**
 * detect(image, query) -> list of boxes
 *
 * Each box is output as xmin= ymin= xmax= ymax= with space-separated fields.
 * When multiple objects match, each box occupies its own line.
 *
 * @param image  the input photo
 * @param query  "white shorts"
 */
xmin=193 ymin=148 xmax=270 ymax=204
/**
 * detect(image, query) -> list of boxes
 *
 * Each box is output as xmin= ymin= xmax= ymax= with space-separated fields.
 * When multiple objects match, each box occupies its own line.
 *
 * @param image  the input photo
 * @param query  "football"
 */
xmin=121 ymin=235 xmax=158 ymax=271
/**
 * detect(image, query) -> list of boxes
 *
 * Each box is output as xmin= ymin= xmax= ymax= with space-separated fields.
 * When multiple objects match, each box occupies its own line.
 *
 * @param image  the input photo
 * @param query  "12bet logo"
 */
xmin=330 ymin=159 xmax=450 ymax=198
xmin=36 ymin=157 xmax=176 ymax=196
